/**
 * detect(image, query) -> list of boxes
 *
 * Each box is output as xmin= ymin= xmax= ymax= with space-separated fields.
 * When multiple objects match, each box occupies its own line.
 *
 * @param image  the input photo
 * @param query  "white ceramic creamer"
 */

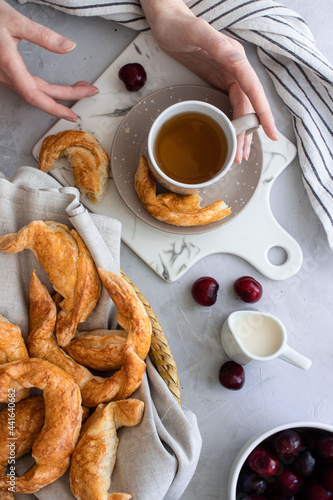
xmin=233 ymin=313 xmax=283 ymax=357
xmin=221 ymin=310 xmax=312 ymax=370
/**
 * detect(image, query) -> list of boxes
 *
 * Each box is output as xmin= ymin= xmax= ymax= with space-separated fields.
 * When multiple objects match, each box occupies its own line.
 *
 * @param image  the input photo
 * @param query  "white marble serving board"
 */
xmin=33 ymin=32 xmax=302 ymax=282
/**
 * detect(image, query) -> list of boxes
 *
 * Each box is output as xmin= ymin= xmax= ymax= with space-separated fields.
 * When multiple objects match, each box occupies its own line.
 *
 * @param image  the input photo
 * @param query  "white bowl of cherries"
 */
xmin=228 ymin=421 xmax=333 ymax=499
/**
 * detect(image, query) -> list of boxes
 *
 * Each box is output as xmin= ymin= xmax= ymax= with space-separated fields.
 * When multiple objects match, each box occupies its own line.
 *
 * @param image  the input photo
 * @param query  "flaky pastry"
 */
xmin=0 ymin=220 xmax=101 ymax=346
xmin=0 ymin=315 xmax=30 ymax=402
xmin=0 ymin=396 xmax=45 ymax=473
xmin=0 ymin=394 xmax=91 ymax=499
xmin=0 ymin=489 xmax=14 ymax=500
xmin=28 ymin=271 xmax=146 ymax=407
xmin=0 ymin=394 xmax=90 ymax=500
xmin=134 ymin=155 xmax=231 ymax=226
xmin=0 ymin=397 xmax=45 ymax=500
xmin=70 ymin=399 xmax=144 ymax=500
xmin=0 ymin=358 xmax=82 ymax=493
xmin=64 ymin=330 xmax=126 ymax=371
xmin=38 ymin=130 xmax=110 ymax=202
xmin=0 ymin=490 xmax=13 ymax=500
xmin=65 ymin=268 xmax=152 ymax=371
xmin=0 ymin=315 xmax=29 ymax=364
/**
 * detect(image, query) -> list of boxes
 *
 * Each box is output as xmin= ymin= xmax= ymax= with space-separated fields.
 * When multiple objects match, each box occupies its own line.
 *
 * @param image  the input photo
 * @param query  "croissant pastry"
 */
xmin=28 ymin=271 xmax=146 ymax=407
xmin=0 ymin=397 xmax=45 ymax=500
xmin=64 ymin=330 xmax=126 ymax=371
xmin=65 ymin=268 xmax=152 ymax=371
xmin=0 ymin=315 xmax=29 ymax=365
xmin=0 ymin=220 xmax=101 ymax=346
xmin=38 ymin=130 xmax=110 ymax=202
xmin=0 ymin=393 xmax=91 ymax=497
xmin=134 ymin=155 xmax=231 ymax=226
xmin=0 ymin=358 xmax=82 ymax=493
xmin=0 ymin=315 xmax=30 ymax=402
xmin=70 ymin=399 xmax=144 ymax=500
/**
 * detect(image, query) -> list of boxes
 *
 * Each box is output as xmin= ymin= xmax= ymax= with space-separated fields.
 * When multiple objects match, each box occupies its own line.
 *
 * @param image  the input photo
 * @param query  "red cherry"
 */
xmin=276 ymin=467 xmax=303 ymax=495
xmin=248 ymin=447 xmax=279 ymax=477
xmin=191 ymin=277 xmax=219 ymax=306
xmin=323 ymin=465 xmax=333 ymax=491
xmin=237 ymin=428 xmax=333 ymax=500
xmin=318 ymin=436 xmax=333 ymax=463
xmin=269 ymin=496 xmax=293 ymax=500
xmin=118 ymin=63 xmax=147 ymax=92
xmin=247 ymin=496 xmax=267 ymax=499
xmin=303 ymin=429 xmax=323 ymax=449
xmin=238 ymin=469 xmax=267 ymax=494
xmin=305 ymin=479 xmax=333 ymax=500
xmin=233 ymin=276 xmax=263 ymax=303
xmin=273 ymin=430 xmax=303 ymax=460
xmin=293 ymin=449 xmax=316 ymax=477
xmin=218 ymin=361 xmax=245 ymax=390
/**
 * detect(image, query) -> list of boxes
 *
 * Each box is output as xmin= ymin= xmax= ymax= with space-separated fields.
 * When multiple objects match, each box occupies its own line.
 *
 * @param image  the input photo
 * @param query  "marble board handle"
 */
xmin=153 ymin=130 xmax=303 ymax=282
xmin=207 ymin=191 xmax=303 ymax=281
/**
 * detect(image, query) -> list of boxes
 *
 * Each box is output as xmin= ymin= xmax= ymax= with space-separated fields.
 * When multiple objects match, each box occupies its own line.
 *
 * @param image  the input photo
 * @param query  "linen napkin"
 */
xmin=0 ymin=166 xmax=202 ymax=500
xmin=17 ymin=0 xmax=333 ymax=250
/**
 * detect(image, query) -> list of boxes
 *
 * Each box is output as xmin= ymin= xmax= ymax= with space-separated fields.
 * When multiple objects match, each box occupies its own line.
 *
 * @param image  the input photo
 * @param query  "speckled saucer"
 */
xmin=111 ymin=85 xmax=263 ymax=235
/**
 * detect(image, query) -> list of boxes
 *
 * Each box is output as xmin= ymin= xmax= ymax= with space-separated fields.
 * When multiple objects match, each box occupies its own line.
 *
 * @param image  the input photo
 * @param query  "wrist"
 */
xmin=140 ymin=0 xmax=190 ymax=27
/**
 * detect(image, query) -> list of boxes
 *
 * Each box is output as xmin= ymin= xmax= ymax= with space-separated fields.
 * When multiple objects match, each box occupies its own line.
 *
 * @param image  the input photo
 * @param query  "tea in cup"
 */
xmin=221 ymin=310 xmax=312 ymax=370
xmin=147 ymin=100 xmax=260 ymax=194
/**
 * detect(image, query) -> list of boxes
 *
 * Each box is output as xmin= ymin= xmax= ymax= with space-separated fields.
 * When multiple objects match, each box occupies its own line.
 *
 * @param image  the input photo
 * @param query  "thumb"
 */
xmin=12 ymin=13 xmax=76 ymax=54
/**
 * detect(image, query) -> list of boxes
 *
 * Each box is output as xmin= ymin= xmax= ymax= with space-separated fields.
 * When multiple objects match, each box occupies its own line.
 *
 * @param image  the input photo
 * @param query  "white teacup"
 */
xmin=147 ymin=100 xmax=260 ymax=195
xmin=221 ymin=310 xmax=312 ymax=370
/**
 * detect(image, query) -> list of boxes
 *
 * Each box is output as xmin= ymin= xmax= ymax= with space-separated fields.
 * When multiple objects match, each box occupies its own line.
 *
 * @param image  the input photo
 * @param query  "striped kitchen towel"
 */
xmin=18 ymin=0 xmax=333 ymax=249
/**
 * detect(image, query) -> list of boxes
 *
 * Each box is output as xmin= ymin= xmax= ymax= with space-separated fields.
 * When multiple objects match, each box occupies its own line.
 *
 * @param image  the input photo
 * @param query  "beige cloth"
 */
xmin=0 ymin=166 xmax=202 ymax=500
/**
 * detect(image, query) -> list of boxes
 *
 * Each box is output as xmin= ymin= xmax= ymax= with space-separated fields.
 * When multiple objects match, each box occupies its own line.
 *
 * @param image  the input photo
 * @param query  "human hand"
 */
xmin=0 ymin=0 xmax=99 ymax=121
xmin=140 ymin=0 xmax=278 ymax=163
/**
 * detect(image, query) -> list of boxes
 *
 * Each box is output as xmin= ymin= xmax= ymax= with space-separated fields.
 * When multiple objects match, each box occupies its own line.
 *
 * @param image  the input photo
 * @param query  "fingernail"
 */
xmin=227 ymin=51 xmax=245 ymax=63
xmin=244 ymin=145 xmax=251 ymax=161
xmin=87 ymin=87 xmax=100 ymax=97
xmin=65 ymin=114 xmax=78 ymax=123
xmin=273 ymin=127 xmax=279 ymax=141
xmin=60 ymin=38 xmax=76 ymax=52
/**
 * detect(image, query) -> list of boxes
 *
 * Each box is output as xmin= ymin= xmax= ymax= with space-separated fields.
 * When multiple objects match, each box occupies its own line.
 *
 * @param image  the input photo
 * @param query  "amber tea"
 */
xmin=154 ymin=112 xmax=228 ymax=184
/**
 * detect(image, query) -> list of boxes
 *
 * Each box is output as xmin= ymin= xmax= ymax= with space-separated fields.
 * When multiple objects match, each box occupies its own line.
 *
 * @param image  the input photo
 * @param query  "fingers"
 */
xmin=235 ymin=132 xmax=253 ymax=164
xmin=229 ymin=81 xmax=253 ymax=163
xmin=0 ymin=2 xmax=99 ymax=120
xmin=22 ymin=87 xmax=79 ymax=122
xmin=235 ymin=133 xmax=244 ymax=164
xmin=189 ymin=27 xmax=278 ymax=143
xmin=29 ymin=79 xmax=99 ymax=121
xmin=5 ymin=3 xmax=76 ymax=54
xmin=227 ymin=54 xmax=278 ymax=142
xmin=33 ymin=77 xmax=99 ymax=101
xmin=0 ymin=46 xmax=98 ymax=121
xmin=21 ymin=23 xmax=76 ymax=54
xmin=23 ymin=79 xmax=99 ymax=121
xmin=243 ymin=133 xmax=253 ymax=162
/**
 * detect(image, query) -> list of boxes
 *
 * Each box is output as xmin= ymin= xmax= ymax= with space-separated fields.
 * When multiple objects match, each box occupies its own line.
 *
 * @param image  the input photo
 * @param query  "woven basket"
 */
xmin=121 ymin=270 xmax=182 ymax=406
